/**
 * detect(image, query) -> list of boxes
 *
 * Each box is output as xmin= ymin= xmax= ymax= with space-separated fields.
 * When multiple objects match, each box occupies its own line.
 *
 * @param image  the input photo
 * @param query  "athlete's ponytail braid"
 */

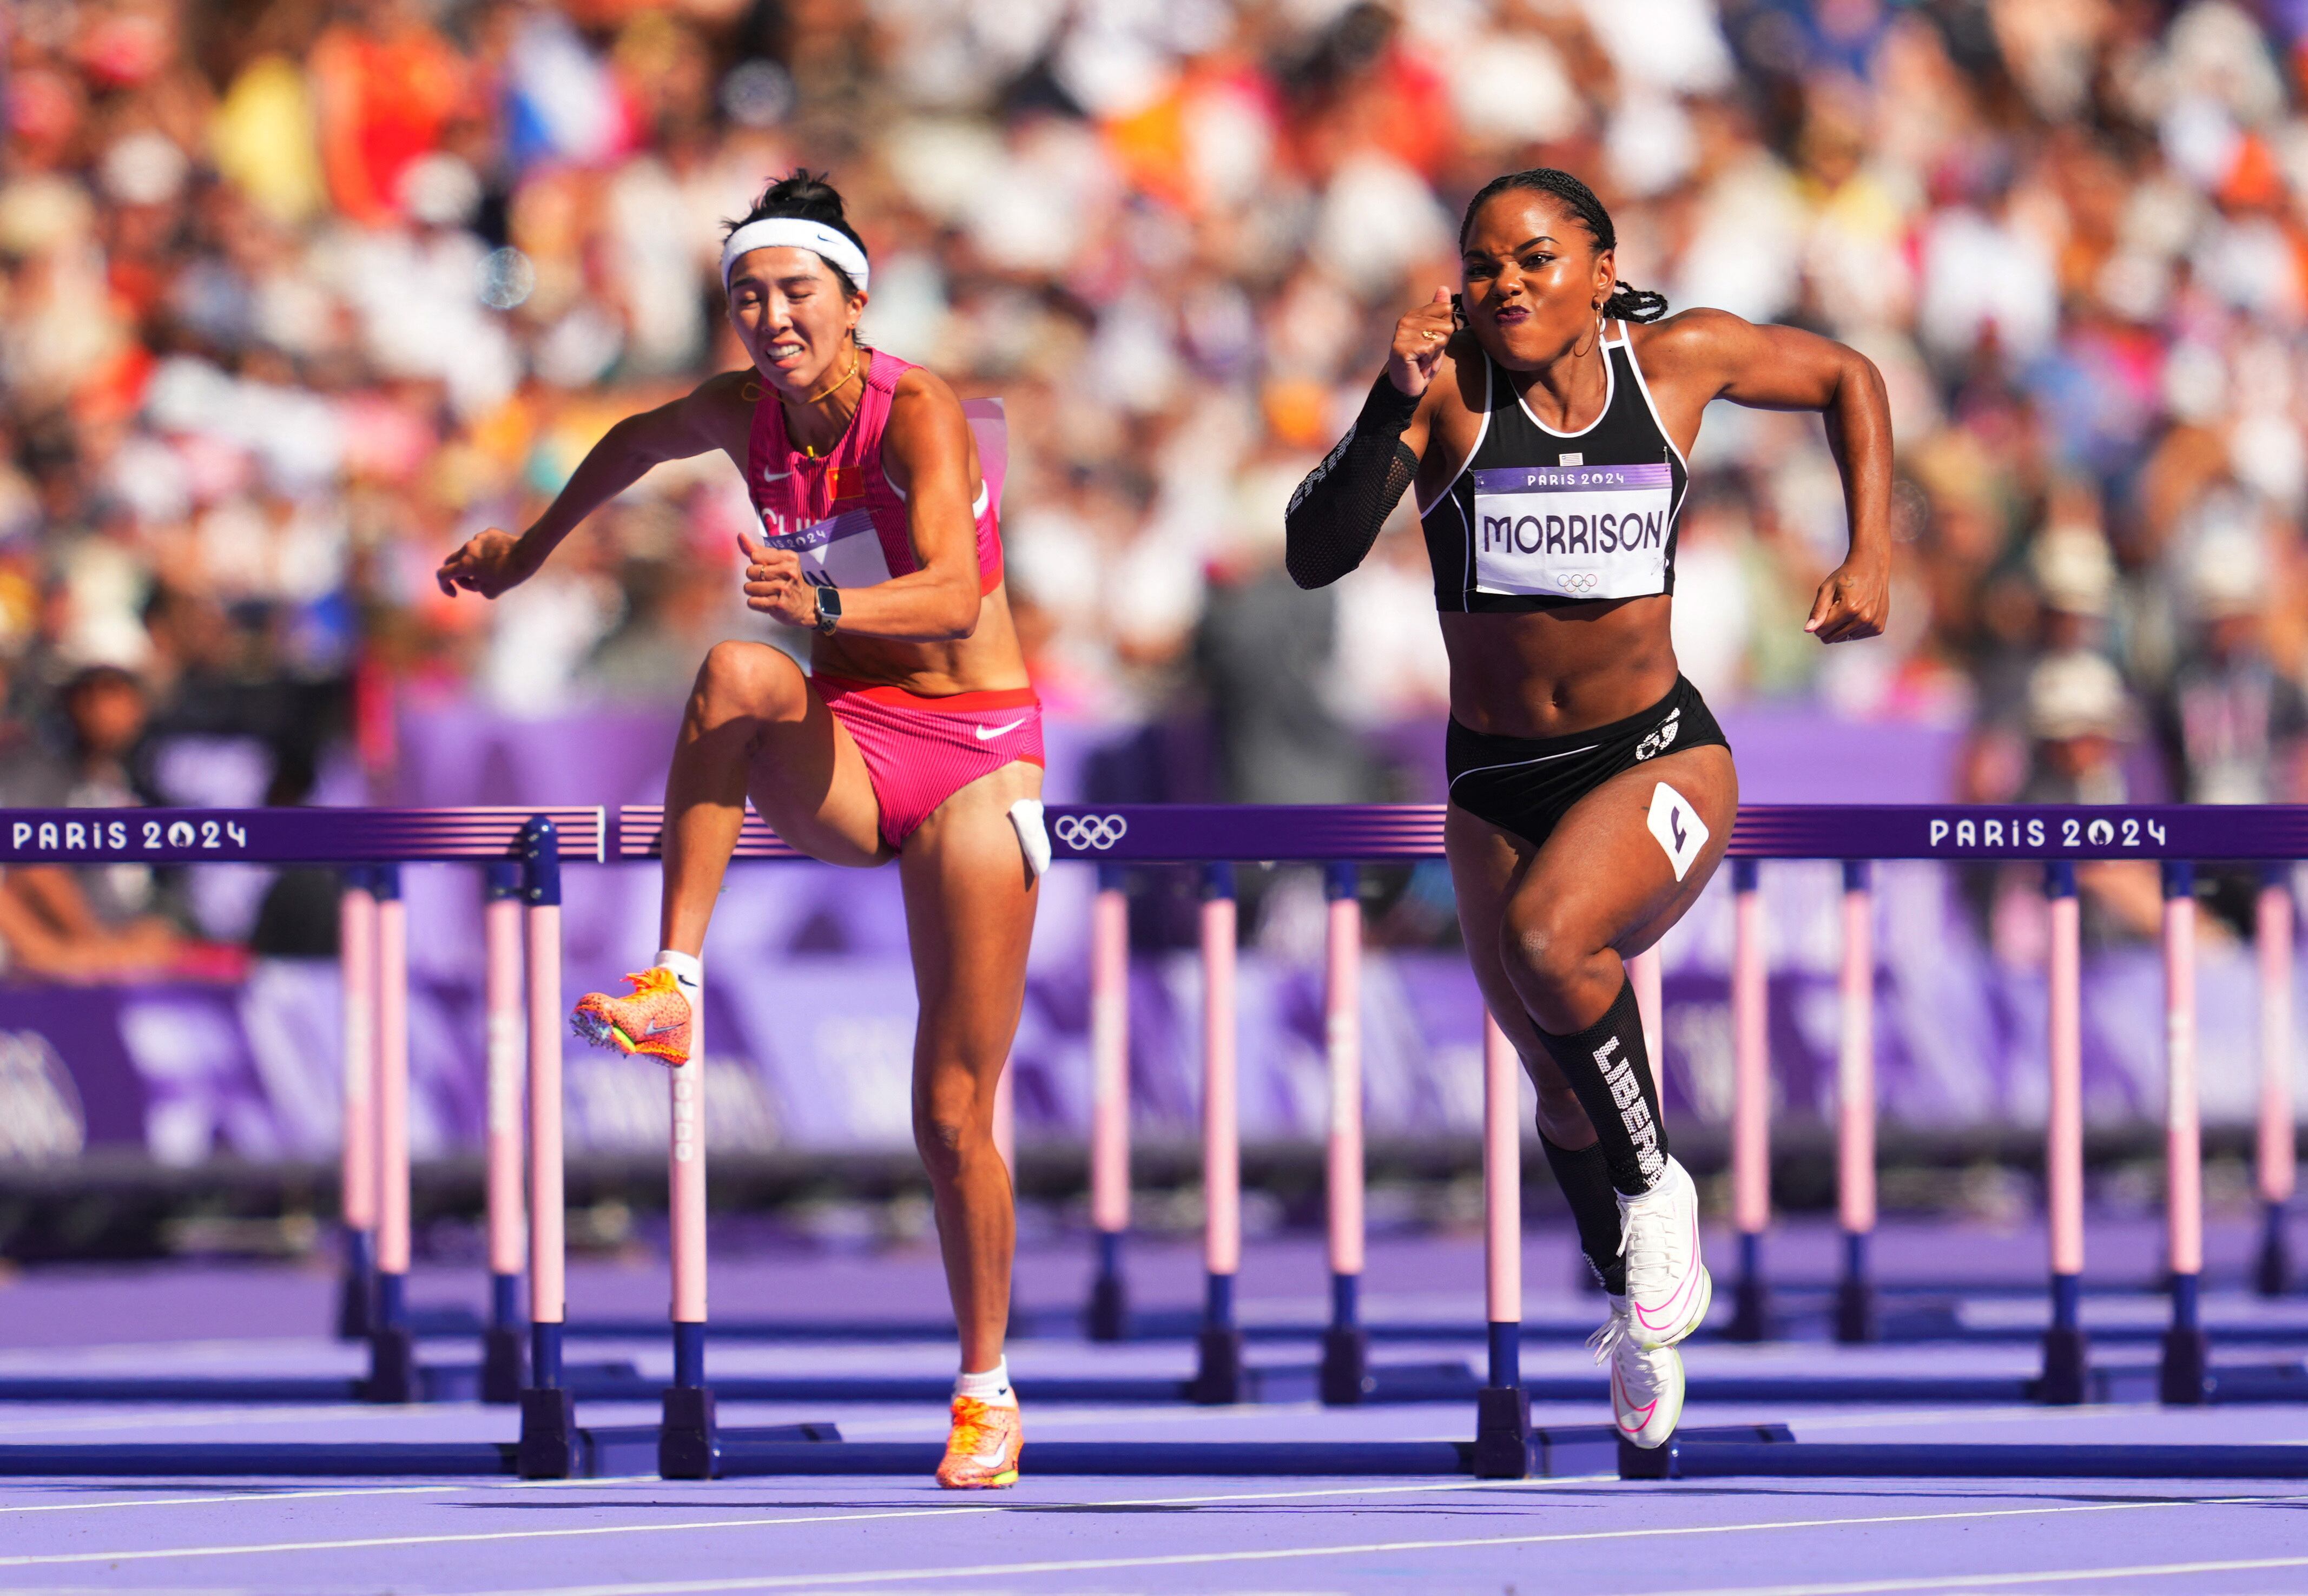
xmin=1458 ymin=168 xmax=1670 ymax=324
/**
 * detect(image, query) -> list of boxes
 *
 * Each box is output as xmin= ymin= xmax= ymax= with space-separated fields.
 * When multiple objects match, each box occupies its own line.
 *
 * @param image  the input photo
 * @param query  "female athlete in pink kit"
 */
xmin=436 ymin=172 xmax=1038 ymax=1489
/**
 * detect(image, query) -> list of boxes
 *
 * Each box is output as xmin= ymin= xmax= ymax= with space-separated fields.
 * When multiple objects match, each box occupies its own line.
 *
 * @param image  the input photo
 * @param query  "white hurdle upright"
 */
xmin=335 ymin=873 xmax=379 ymax=1340
xmin=1726 ymin=857 xmax=1772 ymax=1340
xmin=1318 ymin=861 xmax=1369 ymax=1403
xmin=1470 ymin=1009 xmax=1528 ymax=1476
xmin=1084 ymin=865 xmax=1132 ymax=1338
xmin=366 ymin=863 xmax=419 ymax=1400
xmin=1834 ymin=861 xmax=1877 ymax=1343
xmin=662 ymin=944 xmax=713 ymax=1476
xmin=1190 ymin=860 xmax=1245 ymax=1402
xmin=480 ymin=862 xmax=529 ymax=1401
xmin=2256 ymin=867 xmax=2296 ymax=1296
xmin=2040 ymin=861 xmax=2088 ymax=1401
xmin=2160 ymin=861 xmax=2209 ymax=1403
xmin=515 ymin=815 xmax=577 ymax=1476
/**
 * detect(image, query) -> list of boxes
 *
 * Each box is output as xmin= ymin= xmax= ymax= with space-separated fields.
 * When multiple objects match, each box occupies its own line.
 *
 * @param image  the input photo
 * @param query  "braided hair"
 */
xmin=1458 ymin=168 xmax=1670 ymax=324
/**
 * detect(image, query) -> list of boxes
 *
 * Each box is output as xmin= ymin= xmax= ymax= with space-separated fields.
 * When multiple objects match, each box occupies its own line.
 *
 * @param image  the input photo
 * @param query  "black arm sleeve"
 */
xmin=1284 ymin=373 xmax=1422 ymax=590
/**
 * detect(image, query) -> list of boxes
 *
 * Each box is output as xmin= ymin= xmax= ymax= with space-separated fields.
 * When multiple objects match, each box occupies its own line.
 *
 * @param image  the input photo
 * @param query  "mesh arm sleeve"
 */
xmin=1284 ymin=374 xmax=1423 ymax=590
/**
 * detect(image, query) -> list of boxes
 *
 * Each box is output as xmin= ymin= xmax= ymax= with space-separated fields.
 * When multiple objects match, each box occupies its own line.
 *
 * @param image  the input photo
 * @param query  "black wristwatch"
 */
xmin=814 ymin=584 xmax=841 ymax=635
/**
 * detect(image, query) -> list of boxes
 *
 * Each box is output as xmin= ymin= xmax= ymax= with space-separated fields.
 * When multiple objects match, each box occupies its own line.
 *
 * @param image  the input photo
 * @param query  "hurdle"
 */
xmin=582 ymin=813 xmax=1482 ymax=1432
xmin=6 ymin=800 xmax=2307 ymax=1486
xmin=1732 ymin=845 xmax=2305 ymax=1389
xmin=0 ymin=807 xmax=797 ymax=1474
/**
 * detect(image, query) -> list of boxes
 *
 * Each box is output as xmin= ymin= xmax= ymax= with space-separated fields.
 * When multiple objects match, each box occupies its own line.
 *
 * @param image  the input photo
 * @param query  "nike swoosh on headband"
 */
xmin=974 ymin=717 xmax=1029 ymax=741
xmin=721 ymin=217 xmax=871 ymax=292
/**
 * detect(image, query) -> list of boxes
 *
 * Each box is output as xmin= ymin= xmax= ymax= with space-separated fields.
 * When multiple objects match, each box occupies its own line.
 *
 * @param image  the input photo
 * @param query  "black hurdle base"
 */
xmin=1189 ymin=1327 xmax=1246 ymax=1404
xmin=364 ymin=1326 xmax=418 ymax=1404
xmin=660 ymin=1386 xmax=720 ymax=1480
xmin=1320 ymin=1326 xmax=1370 ymax=1406
xmin=1470 ymin=1386 xmax=1531 ymax=1478
xmin=2037 ymin=1325 xmax=2091 ymax=1405
xmin=0 ymin=1421 xmax=835 ymax=1479
xmin=2160 ymin=1327 xmax=2212 ymax=1406
xmin=2256 ymin=1201 xmax=2293 ymax=1298
xmin=517 ymin=1387 xmax=577 ymax=1479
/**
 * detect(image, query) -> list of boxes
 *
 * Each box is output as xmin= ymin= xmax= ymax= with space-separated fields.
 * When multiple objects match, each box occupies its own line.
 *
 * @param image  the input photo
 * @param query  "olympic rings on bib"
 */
xmin=1053 ymin=813 xmax=1129 ymax=850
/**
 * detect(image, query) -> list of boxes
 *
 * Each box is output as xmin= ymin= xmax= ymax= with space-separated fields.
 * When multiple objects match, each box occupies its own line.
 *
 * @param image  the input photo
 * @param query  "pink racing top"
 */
xmin=745 ymin=347 xmax=1007 ymax=596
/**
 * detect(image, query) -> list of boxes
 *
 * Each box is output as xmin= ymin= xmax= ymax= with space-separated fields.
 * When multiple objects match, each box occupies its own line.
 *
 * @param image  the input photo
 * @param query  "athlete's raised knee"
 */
xmin=690 ymin=640 xmax=801 ymax=729
xmin=1500 ymin=896 xmax=1616 ymax=1029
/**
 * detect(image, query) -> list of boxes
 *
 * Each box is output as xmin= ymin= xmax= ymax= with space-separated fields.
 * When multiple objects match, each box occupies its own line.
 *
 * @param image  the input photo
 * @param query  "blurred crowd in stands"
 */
xmin=6 ymin=0 xmax=2308 ymax=970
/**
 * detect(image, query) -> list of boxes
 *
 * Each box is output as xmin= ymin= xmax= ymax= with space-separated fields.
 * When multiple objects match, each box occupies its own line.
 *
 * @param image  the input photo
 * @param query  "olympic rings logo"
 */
xmin=1559 ymin=571 xmax=1601 ymax=595
xmin=1053 ymin=814 xmax=1129 ymax=850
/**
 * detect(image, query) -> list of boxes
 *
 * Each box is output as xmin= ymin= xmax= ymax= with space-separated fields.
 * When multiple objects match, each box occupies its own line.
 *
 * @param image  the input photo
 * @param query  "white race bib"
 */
xmin=766 ymin=507 xmax=894 ymax=589
xmin=1470 ymin=463 xmax=1673 ymax=600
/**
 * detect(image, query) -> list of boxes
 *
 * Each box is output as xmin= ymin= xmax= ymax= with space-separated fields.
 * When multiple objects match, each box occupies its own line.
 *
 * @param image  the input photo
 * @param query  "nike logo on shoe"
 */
xmin=974 ymin=717 xmax=1028 ymax=741
xmin=641 ymin=1019 xmax=685 ymax=1037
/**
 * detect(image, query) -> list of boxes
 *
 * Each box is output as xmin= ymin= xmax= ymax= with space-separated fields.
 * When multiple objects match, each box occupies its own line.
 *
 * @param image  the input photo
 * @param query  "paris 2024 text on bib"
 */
xmin=1470 ymin=463 xmax=1673 ymax=601
xmin=763 ymin=506 xmax=895 ymax=590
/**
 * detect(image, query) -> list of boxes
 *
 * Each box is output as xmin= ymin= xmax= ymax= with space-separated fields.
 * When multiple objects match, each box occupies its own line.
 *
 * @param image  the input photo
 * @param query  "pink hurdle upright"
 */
xmin=2257 ymin=866 xmax=2296 ymax=1296
xmin=1188 ymin=860 xmax=1245 ymax=1402
xmin=480 ymin=861 xmax=529 ymax=1400
xmin=1084 ymin=866 xmax=1132 ymax=1338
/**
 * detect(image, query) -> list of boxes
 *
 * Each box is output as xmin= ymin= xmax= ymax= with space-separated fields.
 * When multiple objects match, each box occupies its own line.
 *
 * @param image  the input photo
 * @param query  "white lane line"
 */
xmin=1634 ymin=1549 xmax=2308 ymax=1596
xmin=0 ymin=1477 xmax=1547 ymax=1567
xmin=0 ymin=1474 xmax=657 ymax=1516
xmin=0 ymin=1483 xmax=454 ymax=1515
xmin=438 ymin=1494 xmax=2296 ymax=1596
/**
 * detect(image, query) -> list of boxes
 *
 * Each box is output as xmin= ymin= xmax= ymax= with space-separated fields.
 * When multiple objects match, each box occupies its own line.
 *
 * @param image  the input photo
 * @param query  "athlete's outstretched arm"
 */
xmin=1285 ymin=288 xmax=1459 ymax=590
xmin=737 ymin=368 xmax=985 ymax=642
xmin=436 ymin=372 xmax=749 ymax=599
xmin=1647 ymin=309 xmax=1892 ymax=644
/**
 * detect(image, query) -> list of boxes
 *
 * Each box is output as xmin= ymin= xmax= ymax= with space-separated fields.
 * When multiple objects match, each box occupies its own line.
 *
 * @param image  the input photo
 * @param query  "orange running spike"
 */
xmin=570 ymin=968 xmax=692 ymax=1066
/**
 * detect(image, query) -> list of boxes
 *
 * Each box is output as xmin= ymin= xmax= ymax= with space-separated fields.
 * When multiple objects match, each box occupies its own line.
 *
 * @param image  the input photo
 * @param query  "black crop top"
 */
xmin=1419 ymin=322 xmax=1689 ymax=612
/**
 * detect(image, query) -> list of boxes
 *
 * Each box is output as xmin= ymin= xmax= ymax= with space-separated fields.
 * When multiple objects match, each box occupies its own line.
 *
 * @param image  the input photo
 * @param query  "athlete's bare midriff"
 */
xmin=1437 ymin=602 xmax=1680 ymax=739
xmin=696 ymin=372 xmax=1033 ymax=698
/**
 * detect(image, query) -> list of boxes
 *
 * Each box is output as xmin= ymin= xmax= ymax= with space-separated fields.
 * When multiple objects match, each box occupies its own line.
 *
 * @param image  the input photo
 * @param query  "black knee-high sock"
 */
xmin=1534 ymin=976 xmax=1668 ymax=1197
xmin=1540 ymin=1132 xmax=1627 ymax=1295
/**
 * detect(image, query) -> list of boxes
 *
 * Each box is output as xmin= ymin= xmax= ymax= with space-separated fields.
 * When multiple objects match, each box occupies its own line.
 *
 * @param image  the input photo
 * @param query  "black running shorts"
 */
xmin=1445 ymin=675 xmax=1730 ymax=849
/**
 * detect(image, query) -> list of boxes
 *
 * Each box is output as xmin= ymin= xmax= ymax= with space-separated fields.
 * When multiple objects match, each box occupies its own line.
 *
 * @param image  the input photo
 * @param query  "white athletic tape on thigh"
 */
xmin=1647 ymin=782 xmax=1707 ymax=882
xmin=1008 ymin=799 xmax=1050 ymax=880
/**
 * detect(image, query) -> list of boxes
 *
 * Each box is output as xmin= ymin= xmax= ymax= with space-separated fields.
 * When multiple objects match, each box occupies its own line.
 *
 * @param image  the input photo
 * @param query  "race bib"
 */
xmin=1470 ymin=463 xmax=1673 ymax=600
xmin=765 ymin=507 xmax=894 ymax=589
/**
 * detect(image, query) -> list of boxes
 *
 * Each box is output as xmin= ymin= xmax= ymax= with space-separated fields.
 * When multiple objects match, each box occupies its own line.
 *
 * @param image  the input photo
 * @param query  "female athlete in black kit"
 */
xmin=1286 ymin=169 xmax=1891 ymax=1446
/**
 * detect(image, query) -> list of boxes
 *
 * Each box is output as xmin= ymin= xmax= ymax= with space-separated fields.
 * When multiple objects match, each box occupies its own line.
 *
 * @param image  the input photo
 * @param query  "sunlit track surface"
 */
xmin=2 ymin=1234 xmax=2307 ymax=1595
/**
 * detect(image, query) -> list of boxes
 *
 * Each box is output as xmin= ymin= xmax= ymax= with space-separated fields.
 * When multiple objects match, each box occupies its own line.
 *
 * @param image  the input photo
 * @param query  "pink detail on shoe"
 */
xmin=1632 ymin=1207 xmax=1702 ymax=1334
xmin=1610 ymin=1363 xmax=1657 ymax=1432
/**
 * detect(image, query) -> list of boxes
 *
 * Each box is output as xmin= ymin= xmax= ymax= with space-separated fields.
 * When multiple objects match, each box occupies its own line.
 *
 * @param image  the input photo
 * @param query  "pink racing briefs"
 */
xmin=813 ymin=673 xmax=1044 ymax=851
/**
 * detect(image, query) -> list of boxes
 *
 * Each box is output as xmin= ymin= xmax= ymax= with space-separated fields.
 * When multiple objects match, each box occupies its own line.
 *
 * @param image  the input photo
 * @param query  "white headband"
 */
xmin=720 ymin=218 xmax=870 ymax=293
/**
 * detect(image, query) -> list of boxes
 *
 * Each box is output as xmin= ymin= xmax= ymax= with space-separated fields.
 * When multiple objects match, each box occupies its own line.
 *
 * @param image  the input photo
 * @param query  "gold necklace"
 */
xmin=793 ymin=353 xmax=862 ymax=458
